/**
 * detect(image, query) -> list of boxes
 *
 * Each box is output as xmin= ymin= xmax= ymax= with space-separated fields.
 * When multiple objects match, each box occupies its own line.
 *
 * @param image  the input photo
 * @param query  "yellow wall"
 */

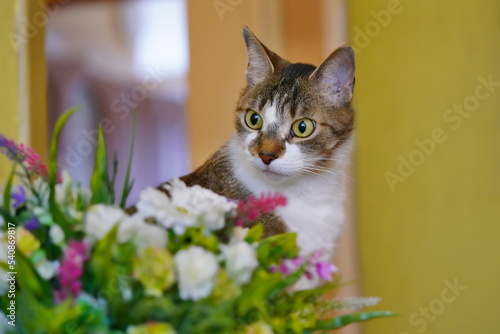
xmin=25 ymin=0 xmax=48 ymax=161
xmin=350 ymin=0 xmax=500 ymax=333
xmin=0 ymin=0 xmax=20 ymax=179
xmin=0 ymin=0 xmax=47 ymax=181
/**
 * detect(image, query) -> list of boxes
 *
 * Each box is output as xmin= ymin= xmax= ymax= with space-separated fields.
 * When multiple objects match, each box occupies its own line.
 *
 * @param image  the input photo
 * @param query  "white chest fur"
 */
xmin=228 ymin=136 xmax=351 ymax=258
xmin=274 ymin=177 xmax=346 ymax=258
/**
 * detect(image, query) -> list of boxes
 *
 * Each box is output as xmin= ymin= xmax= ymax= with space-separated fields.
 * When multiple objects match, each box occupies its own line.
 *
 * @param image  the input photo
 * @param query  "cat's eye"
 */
xmin=291 ymin=118 xmax=315 ymax=138
xmin=245 ymin=110 xmax=263 ymax=130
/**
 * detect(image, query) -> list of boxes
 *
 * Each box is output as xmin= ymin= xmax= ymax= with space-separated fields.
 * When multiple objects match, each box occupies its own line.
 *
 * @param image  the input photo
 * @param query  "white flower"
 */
xmin=0 ymin=312 xmax=9 ymax=332
xmin=25 ymin=177 xmax=50 ymax=210
xmin=233 ymin=227 xmax=249 ymax=241
xmin=54 ymin=170 xmax=89 ymax=219
xmin=49 ymin=225 xmax=65 ymax=245
xmin=118 ymin=214 xmax=167 ymax=250
xmin=164 ymin=179 xmax=237 ymax=232
xmin=84 ymin=205 xmax=126 ymax=242
xmin=36 ymin=258 xmax=60 ymax=280
xmin=33 ymin=206 xmax=54 ymax=226
xmin=221 ymin=241 xmax=258 ymax=285
xmin=55 ymin=170 xmax=73 ymax=204
xmin=136 ymin=179 xmax=236 ymax=235
xmin=174 ymin=246 xmax=219 ymax=301
xmin=136 ymin=187 xmax=176 ymax=227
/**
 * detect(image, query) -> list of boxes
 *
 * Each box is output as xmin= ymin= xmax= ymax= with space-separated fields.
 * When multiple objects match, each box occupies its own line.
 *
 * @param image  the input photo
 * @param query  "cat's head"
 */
xmin=236 ymin=28 xmax=355 ymax=185
xmin=234 ymin=27 xmax=355 ymax=184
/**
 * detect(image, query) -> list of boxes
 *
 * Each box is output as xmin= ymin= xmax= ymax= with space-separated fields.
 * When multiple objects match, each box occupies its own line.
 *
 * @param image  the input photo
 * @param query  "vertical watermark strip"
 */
xmin=5 ymin=222 xmax=17 ymax=327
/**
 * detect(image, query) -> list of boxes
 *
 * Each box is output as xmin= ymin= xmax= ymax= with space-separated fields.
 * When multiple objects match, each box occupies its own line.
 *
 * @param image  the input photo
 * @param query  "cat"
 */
xmin=162 ymin=27 xmax=355 ymax=261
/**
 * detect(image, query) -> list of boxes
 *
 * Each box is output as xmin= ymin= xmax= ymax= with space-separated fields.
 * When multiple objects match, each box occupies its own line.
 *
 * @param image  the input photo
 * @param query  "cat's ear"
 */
xmin=242 ymin=27 xmax=288 ymax=86
xmin=309 ymin=46 xmax=355 ymax=106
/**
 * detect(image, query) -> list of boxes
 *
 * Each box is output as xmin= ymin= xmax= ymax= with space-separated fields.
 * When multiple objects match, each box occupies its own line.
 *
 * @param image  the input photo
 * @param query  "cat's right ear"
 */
xmin=242 ymin=27 xmax=287 ymax=86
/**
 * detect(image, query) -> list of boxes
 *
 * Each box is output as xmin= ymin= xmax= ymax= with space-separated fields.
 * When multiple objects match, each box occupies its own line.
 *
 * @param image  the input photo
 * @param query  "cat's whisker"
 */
xmin=300 ymin=164 xmax=359 ymax=185
xmin=310 ymin=157 xmax=360 ymax=169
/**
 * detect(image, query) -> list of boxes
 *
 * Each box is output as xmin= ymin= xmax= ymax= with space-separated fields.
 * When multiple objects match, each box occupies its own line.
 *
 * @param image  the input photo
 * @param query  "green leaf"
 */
xmin=49 ymin=107 xmax=79 ymax=185
xmin=90 ymin=125 xmax=112 ymax=205
xmin=245 ymin=223 xmax=263 ymax=243
xmin=85 ymin=224 xmax=120 ymax=296
xmin=257 ymin=233 xmax=299 ymax=266
xmin=119 ymin=111 xmax=137 ymax=208
xmin=109 ymin=151 xmax=119 ymax=203
xmin=16 ymin=290 xmax=53 ymax=333
xmin=0 ymin=207 xmax=15 ymax=226
xmin=312 ymin=311 xmax=398 ymax=330
xmin=236 ymin=269 xmax=283 ymax=316
xmin=48 ymin=107 xmax=80 ymax=236
xmin=129 ymin=296 xmax=181 ymax=326
xmin=291 ymin=278 xmax=341 ymax=303
xmin=3 ymin=165 xmax=16 ymax=215
xmin=15 ymin=250 xmax=54 ymax=306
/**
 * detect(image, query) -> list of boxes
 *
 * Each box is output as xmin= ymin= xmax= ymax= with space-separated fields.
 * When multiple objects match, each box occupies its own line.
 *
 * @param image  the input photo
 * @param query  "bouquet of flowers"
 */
xmin=0 ymin=109 xmax=393 ymax=333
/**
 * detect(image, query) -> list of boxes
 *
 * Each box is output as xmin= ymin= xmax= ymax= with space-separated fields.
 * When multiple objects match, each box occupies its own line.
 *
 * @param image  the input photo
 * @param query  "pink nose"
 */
xmin=259 ymin=152 xmax=278 ymax=165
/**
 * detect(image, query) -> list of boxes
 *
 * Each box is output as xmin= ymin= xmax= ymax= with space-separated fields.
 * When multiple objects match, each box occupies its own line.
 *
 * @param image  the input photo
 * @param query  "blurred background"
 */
xmin=1 ymin=0 xmax=499 ymax=333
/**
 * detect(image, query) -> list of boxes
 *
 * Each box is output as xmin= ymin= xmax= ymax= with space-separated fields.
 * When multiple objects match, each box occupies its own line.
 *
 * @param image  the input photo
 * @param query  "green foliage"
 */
xmin=84 ymin=224 xmax=121 ymax=295
xmin=90 ymin=125 xmax=113 ymax=205
xmin=109 ymin=152 xmax=119 ymax=204
xmin=119 ymin=111 xmax=137 ymax=208
xmin=15 ymin=251 xmax=53 ymax=306
xmin=48 ymin=107 xmax=79 ymax=185
xmin=312 ymin=311 xmax=398 ymax=331
xmin=3 ymin=165 xmax=15 ymax=215
xmin=257 ymin=232 xmax=299 ymax=266
xmin=48 ymin=107 xmax=79 ymax=237
xmin=245 ymin=223 xmax=263 ymax=243
xmin=167 ymin=226 xmax=219 ymax=254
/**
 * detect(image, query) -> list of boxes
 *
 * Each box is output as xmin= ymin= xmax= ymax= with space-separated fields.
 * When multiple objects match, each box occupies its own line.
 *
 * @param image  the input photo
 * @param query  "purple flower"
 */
xmin=25 ymin=216 xmax=40 ymax=231
xmin=315 ymin=261 xmax=338 ymax=281
xmin=271 ymin=252 xmax=339 ymax=283
xmin=11 ymin=186 xmax=26 ymax=209
xmin=291 ymin=256 xmax=304 ymax=267
xmin=304 ymin=270 xmax=314 ymax=280
xmin=270 ymin=256 xmax=304 ymax=276
xmin=279 ymin=264 xmax=291 ymax=275
xmin=0 ymin=135 xmax=19 ymax=160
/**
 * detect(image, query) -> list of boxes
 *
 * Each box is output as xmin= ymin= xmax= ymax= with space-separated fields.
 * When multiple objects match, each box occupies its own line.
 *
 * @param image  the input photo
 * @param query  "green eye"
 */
xmin=291 ymin=118 xmax=315 ymax=138
xmin=245 ymin=110 xmax=263 ymax=130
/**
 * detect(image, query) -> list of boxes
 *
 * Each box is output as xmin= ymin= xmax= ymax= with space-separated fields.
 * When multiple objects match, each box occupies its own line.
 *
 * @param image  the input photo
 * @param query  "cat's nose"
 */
xmin=259 ymin=152 xmax=278 ymax=165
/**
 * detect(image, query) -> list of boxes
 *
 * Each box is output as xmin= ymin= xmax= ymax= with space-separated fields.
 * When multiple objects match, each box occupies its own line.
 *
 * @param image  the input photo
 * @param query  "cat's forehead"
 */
xmin=255 ymin=63 xmax=316 ymax=115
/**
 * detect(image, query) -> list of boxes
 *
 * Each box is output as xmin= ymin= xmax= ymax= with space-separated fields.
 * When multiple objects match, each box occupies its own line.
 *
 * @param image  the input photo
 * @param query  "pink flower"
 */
xmin=235 ymin=192 xmax=287 ymax=226
xmin=56 ymin=240 xmax=88 ymax=301
xmin=0 ymin=134 xmax=61 ymax=182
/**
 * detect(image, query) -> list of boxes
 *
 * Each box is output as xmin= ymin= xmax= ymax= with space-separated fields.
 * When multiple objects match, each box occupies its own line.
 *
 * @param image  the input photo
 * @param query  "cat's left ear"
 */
xmin=309 ymin=46 xmax=355 ymax=106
